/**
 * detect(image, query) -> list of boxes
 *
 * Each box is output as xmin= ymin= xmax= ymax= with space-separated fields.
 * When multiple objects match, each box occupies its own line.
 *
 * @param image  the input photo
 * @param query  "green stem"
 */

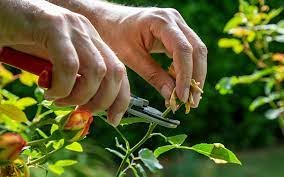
xmin=115 ymin=107 xmax=172 ymax=177
xmin=27 ymin=147 xmax=62 ymax=166
xmin=27 ymin=137 xmax=52 ymax=146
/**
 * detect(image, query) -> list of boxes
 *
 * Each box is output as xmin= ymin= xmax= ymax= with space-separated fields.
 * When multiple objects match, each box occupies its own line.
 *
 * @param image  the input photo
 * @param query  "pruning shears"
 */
xmin=0 ymin=47 xmax=180 ymax=128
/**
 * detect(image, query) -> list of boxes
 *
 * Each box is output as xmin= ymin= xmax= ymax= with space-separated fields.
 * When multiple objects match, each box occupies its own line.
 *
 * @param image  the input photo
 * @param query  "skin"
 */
xmin=0 ymin=0 xmax=207 ymax=126
xmin=0 ymin=0 xmax=129 ymax=126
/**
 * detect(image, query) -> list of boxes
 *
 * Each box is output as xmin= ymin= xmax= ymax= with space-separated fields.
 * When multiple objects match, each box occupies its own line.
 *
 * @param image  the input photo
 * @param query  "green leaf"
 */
xmin=138 ymin=148 xmax=163 ymax=172
xmin=55 ymin=160 xmax=78 ymax=167
xmin=19 ymin=71 xmax=38 ymax=87
xmin=265 ymin=108 xmax=284 ymax=120
xmin=265 ymin=8 xmax=283 ymax=23
xmin=40 ymin=100 xmax=74 ymax=112
xmin=50 ymin=124 xmax=59 ymax=134
xmin=0 ymin=104 xmax=28 ymax=122
xmin=36 ymin=128 xmax=48 ymax=138
xmin=249 ymin=93 xmax=281 ymax=111
xmin=120 ymin=117 xmax=150 ymax=126
xmin=224 ymin=15 xmax=246 ymax=32
xmin=180 ymin=143 xmax=241 ymax=165
xmin=167 ymin=134 xmax=187 ymax=145
xmin=65 ymin=142 xmax=83 ymax=152
xmin=135 ymin=164 xmax=147 ymax=177
xmin=154 ymin=145 xmax=176 ymax=158
xmin=0 ymin=89 xmax=18 ymax=101
xmin=105 ymin=148 xmax=124 ymax=159
xmin=34 ymin=87 xmax=44 ymax=102
xmin=53 ymin=139 xmax=65 ymax=150
xmin=15 ymin=97 xmax=37 ymax=110
xmin=215 ymin=77 xmax=234 ymax=95
xmin=218 ymin=38 xmax=243 ymax=53
xmin=48 ymin=164 xmax=64 ymax=175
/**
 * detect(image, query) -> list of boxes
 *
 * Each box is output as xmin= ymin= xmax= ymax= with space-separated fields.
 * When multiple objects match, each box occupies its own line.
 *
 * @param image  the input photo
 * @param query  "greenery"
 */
xmin=0 ymin=0 xmax=284 ymax=177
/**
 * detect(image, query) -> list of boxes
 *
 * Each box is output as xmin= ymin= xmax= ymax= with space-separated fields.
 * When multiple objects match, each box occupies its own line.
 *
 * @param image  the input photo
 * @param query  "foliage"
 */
xmin=217 ymin=0 xmax=284 ymax=134
xmin=0 ymin=62 xmax=240 ymax=177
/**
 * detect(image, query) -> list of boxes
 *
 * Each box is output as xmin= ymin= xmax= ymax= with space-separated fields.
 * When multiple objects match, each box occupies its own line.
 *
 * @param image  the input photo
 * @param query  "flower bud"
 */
xmin=63 ymin=110 xmax=93 ymax=142
xmin=0 ymin=133 xmax=26 ymax=161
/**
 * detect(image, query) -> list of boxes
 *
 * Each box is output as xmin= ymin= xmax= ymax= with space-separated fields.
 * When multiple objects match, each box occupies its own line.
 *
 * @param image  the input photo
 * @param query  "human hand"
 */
xmin=92 ymin=4 xmax=207 ymax=107
xmin=0 ymin=0 xmax=130 ymax=126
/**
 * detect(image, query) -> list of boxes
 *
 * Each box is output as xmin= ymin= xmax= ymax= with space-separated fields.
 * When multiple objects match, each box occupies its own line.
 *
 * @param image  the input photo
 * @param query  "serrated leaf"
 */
xmin=0 ymin=104 xmax=28 ymax=122
xmin=120 ymin=117 xmax=150 ymax=126
xmin=65 ymin=142 xmax=83 ymax=152
xmin=138 ymin=148 xmax=163 ymax=172
xmin=55 ymin=160 xmax=78 ymax=167
xmin=180 ymin=143 xmax=241 ymax=165
xmin=48 ymin=164 xmax=64 ymax=175
xmin=154 ymin=145 xmax=176 ymax=158
xmin=106 ymin=148 xmax=124 ymax=159
xmin=15 ymin=97 xmax=37 ymax=110
xmin=168 ymin=134 xmax=187 ymax=145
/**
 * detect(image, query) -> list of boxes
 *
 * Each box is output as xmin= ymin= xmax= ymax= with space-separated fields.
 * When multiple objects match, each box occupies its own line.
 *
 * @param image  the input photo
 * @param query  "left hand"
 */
xmin=91 ymin=5 xmax=207 ymax=107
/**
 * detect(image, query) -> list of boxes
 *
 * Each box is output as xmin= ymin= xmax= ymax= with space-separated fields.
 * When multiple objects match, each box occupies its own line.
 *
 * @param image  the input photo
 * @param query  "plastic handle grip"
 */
xmin=0 ymin=47 xmax=52 ymax=88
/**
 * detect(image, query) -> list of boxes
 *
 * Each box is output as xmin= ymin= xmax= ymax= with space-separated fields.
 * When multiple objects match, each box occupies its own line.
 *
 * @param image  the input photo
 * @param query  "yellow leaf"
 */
xmin=15 ymin=97 xmax=37 ymax=110
xmin=19 ymin=71 xmax=38 ymax=87
xmin=0 ymin=64 xmax=14 ymax=86
xmin=0 ymin=104 xmax=28 ymax=122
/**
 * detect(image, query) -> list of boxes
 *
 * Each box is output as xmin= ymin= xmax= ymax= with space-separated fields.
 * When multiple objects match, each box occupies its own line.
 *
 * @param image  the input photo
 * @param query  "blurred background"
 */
xmin=12 ymin=0 xmax=284 ymax=176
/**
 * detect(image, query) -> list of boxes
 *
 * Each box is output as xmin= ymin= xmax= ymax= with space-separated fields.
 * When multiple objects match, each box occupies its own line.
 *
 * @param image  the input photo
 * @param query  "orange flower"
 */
xmin=272 ymin=53 xmax=284 ymax=64
xmin=0 ymin=133 xmax=26 ymax=161
xmin=63 ymin=110 xmax=93 ymax=142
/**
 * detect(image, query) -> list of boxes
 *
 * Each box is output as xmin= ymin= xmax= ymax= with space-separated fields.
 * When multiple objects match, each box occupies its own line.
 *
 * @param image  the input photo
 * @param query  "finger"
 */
xmin=107 ymin=76 xmax=130 ymax=126
xmin=177 ymin=22 xmax=207 ymax=107
xmin=151 ymin=23 xmax=193 ymax=103
xmin=45 ymin=36 xmax=79 ymax=99
xmin=124 ymin=49 xmax=175 ymax=101
xmin=79 ymin=41 xmax=125 ymax=113
xmin=54 ymin=37 xmax=106 ymax=106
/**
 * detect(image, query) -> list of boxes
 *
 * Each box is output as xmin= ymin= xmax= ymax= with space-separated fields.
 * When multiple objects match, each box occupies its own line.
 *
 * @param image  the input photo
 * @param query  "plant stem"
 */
xmin=27 ymin=147 xmax=62 ymax=166
xmin=115 ymin=107 xmax=172 ymax=177
xmin=27 ymin=137 xmax=52 ymax=146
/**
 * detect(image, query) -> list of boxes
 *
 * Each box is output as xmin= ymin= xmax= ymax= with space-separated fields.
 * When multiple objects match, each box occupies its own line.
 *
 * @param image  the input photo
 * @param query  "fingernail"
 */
xmin=182 ymin=88 xmax=190 ymax=103
xmin=161 ymin=85 xmax=172 ymax=100
xmin=192 ymin=92 xmax=201 ymax=108
xmin=110 ymin=112 xmax=124 ymax=127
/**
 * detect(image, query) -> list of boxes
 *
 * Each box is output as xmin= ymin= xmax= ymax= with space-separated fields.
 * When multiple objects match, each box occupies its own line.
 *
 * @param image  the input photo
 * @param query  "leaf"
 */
xmin=265 ymin=108 xmax=284 ymax=120
xmin=138 ymin=148 xmax=163 ymax=172
xmin=55 ymin=160 xmax=78 ymax=167
xmin=15 ymin=97 xmax=37 ymax=110
xmin=35 ymin=128 xmax=48 ymax=138
xmin=19 ymin=71 xmax=38 ymax=87
xmin=154 ymin=145 xmax=176 ymax=158
xmin=65 ymin=142 xmax=83 ymax=152
xmin=180 ymin=143 xmax=241 ymax=165
xmin=135 ymin=164 xmax=147 ymax=177
xmin=218 ymin=38 xmax=243 ymax=53
xmin=53 ymin=139 xmax=65 ymax=150
xmin=249 ymin=93 xmax=281 ymax=111
xmin=265 ymin=8 xmax=283 ymax=23
xmin=34 ymin=87 xmax=44 ymax=102
xmin=120 ymin=117 xmax=150 ymax=126
xmin=105 ymin=148 xmax=124 ymax=159
xmin=0 ymin=104 xmax=28 ymax=122
xmin=167 ymin=134 xmax=187 ymax=145
xmin=224 ymin=15 xmax=246 ymax=32
xmin=0 ymin=89 xmax=18 ymax=101
xmin=48 ymin=164 xmax=64 ymax=175
xmin=0 ymin=65 xmax=14 ymax=86
xmin=50 ymin=124 xmax=59 ymax=134
xmin=40 ymin=100 xmax=74 ymax=112
xmin=215 ymin=77 xmax=234 ymax=95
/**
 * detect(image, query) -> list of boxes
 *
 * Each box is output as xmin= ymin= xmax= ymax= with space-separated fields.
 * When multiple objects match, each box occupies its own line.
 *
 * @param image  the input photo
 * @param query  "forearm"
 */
xmin=46 ymin=0 xmax=138 ymax=40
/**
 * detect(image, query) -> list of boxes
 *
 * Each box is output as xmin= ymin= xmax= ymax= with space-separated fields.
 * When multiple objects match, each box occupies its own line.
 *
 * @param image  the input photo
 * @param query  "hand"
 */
xmin=92 ymin=5 xmax=207 ymax=107
xmin=0 ymin=0 xmax=130 ymax=126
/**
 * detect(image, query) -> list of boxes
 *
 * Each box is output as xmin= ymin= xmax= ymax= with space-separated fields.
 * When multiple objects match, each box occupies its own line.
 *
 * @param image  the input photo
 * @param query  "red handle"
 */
xmin=0 ymin=47 xmax=52 ymax=88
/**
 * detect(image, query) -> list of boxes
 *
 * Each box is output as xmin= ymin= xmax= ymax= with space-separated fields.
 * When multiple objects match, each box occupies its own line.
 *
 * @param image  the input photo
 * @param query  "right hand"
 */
xmin=0 ymin=0 xmax=130 ymax=126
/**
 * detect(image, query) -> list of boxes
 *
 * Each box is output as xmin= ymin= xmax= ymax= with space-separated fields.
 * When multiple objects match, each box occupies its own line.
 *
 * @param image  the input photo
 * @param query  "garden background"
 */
xmin=2 ymin=0 xmax=284 ymax=177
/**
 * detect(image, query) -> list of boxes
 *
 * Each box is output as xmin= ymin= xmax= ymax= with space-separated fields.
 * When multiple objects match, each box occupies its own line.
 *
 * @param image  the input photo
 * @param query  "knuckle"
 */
xmin=62 ymin=58 xmax=79 ymax=74
xmin=166 ymin=8 xmax=181 ymax=17
xmin=196 ymin=43 xmax=208 ymax=56
xmin=112 ymin=64 xmax=126 ymax=81
xmin=95 ymin=62 xmax=107 ymax=78
xmin=178 ymin=41 xmax=193 ymax=54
